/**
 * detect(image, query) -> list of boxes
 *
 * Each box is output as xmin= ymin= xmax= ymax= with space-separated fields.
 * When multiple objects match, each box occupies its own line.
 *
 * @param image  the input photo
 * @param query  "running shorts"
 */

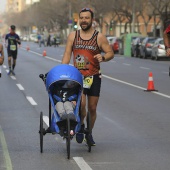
xmin=83 ymin=74 xmax=101 ymax=97
xmin=7 ymin=50 xmax=17 ymax=59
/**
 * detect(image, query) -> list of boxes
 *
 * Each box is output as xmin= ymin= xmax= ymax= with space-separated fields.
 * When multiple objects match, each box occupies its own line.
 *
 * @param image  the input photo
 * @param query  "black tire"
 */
xmin=86 ymin=112 xmax=92 ymax=152
xmin=66 ymin=116 xmax=70 ymax=159
xmin=39 ymin=112 xmax=44 ymax=153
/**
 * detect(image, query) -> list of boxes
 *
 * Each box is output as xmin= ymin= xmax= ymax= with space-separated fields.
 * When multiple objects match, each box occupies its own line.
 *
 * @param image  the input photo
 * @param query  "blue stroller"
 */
xmin=39 ymin=64 xmax=92 ymax=159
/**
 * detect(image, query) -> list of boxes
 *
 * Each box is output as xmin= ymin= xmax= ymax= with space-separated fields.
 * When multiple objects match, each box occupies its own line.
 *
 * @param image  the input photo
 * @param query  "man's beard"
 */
xmin=80 ymin=21 xmax=92 ymax=31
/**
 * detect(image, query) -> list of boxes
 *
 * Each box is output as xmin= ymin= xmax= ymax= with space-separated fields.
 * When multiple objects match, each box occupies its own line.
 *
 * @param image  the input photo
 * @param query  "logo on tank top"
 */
xmin=75 ymin=54 xmax=90 ymax=70
xmin=75 ymin=45 xmax=96 ymax=50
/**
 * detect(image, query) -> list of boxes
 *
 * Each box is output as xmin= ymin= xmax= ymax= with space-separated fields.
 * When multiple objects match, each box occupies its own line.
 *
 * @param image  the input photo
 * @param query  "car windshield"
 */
xmin=148 ymin=38 xmax=156 ymax=43
xmin=159 ymin=40 xmax=164 ymax=44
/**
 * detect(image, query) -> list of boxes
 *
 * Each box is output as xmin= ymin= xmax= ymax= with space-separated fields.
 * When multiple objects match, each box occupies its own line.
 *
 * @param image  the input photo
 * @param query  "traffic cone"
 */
xmin=26 ymin=46 xmax=30 ymax=51
xmin=43 ymin=50 xmax=46 ymax=57
xmin=144 ymin=72 xmax=158 ymax=92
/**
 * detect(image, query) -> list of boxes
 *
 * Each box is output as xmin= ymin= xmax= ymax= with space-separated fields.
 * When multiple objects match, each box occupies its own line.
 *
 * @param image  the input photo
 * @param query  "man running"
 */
xmin=163 ymin=23 xmax=170 ymax=57
xmin=0 ymin=43 xmax=4 ymax=77
xmin=62 ymin=8 xmax=114 ymax=146
xmin=5 ymin=25 xmax=21 ymax=75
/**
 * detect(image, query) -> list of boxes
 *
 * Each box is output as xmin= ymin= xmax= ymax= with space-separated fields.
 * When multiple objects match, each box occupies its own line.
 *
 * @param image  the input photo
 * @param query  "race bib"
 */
xmin=83 ymin=76 xmax=93 ymax=89
xmin=10 ymin=45 xmax=16 ymax=51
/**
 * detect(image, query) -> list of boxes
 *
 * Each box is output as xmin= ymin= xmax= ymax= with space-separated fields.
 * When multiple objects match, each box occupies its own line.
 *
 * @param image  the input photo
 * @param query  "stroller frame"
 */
xmin=39 ymin=64 xmax=92 ymax=159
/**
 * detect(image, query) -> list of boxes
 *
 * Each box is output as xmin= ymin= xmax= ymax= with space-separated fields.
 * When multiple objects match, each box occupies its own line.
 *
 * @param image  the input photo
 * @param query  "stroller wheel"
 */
xmin=86 ymin=111 xmax=92 ymax=152
xmin=39 ymin=112 xmax=44 ymax=153
xmin=66 ymin=116 xmax=71 ymax=159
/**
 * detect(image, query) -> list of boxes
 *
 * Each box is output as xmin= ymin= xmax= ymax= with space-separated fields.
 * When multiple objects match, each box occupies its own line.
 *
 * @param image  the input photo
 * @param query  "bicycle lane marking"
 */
xmin=0 ymin=125 xmax=13 ymax=170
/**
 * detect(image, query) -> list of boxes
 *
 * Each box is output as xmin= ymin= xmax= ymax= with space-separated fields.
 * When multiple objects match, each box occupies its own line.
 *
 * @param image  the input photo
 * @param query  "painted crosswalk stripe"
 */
xmin=26 ymin=96 xmax=37 ymax=105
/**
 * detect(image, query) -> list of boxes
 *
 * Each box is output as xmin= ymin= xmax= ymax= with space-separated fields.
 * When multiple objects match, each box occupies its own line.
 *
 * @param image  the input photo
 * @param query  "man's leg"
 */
xmin=12 ymin=59 xmax=16 ymax=71
xmin=8 ymin=56 xmax=12 ymax=75
xmin=76 ymin=94 xmax=86 ymax=143
xmin=87 ymin=96 xmax=99 ymax=129
xmin=84 ymin=95 xmax=99 ymax=146
xmin=80 ymin=94 xmax=87 ymax=124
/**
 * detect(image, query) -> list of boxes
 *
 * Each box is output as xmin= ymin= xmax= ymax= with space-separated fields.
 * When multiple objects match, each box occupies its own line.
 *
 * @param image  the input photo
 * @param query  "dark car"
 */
xmin=140 ymin=37 xmax=157 ymax=59
xmin=131 ymin=37 xmax=146 ymax=57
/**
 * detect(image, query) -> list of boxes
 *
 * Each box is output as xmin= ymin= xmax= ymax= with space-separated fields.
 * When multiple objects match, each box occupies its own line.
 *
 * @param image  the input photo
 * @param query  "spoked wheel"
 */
xmin=86 ymin=111 xmax=92 ymax=152
xmin=66 ymin=116 xmax=71 ymax=159
xmin=39 ymin=112 xmax=44 ymax=153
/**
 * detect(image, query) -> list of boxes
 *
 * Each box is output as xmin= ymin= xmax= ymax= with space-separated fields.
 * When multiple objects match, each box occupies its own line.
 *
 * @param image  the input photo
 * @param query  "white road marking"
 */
xmin=10 ymin=76 xmax=16 ymax=80
xmin=73 ymin=157 xmax=93 ymax=170
xmin=43 ymin=116 xmax=49 ymax=127
xmin=26 ymin=96 xmax=37 ymax=105
xmin=16 ymin=84 xmax=24 ymax=90
xmin=3 ymin=65 xmax=7 ymax=69
xmin=102 ymin=74 xmax=170 ymax=99
xmin=162 ymin=71 xmax=169 ymax=74
xmin=20 ymin=48 xmax=170 ymax=100
xmin=45 ymin=56 xmax=61 ymax=63
xmin=140 ymin=66 xmax=150 ymax=70
xmin=123 ymin=63 xmax=130 ymax=66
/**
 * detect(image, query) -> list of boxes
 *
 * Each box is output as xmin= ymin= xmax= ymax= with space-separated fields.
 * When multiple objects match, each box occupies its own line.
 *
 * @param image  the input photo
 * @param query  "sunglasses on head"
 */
xmin=80 ymin=8 xmax=93 ymax=12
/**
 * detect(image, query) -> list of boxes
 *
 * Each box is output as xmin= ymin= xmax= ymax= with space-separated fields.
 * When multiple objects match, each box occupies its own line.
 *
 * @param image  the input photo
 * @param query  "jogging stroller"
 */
xmin=39 ymin=64 xmax=92 ymax=159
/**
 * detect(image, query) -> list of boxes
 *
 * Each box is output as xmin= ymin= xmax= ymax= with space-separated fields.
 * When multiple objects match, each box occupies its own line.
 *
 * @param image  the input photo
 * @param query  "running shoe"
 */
xmin=85 ymin=134 xmax=96 ymax=146
xmin=11 ymin=70 xmax=15 ymax=76
xmin=7 ymin=70 xmax=12 ymax=75
xmin=76 ymin=124 xmax=84 ymax=143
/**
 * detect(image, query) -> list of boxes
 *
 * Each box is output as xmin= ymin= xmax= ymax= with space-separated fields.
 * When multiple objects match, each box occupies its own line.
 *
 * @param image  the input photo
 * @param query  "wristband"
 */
xmin=102 ymin=56 xmax=105 ymax=61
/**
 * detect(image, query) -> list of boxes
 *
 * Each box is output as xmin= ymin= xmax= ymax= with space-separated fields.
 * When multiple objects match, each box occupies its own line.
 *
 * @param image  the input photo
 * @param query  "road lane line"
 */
xmin=26 ymin=96 xmax=37 ymax=105
xmin=43 ymin=116 xmax=49 ymax=127
xmin=102 ymin=74 xmax=170 ymax=99
xmin=0 ymin=125 xmax=13 ymax=170
xmin=3 ymin=65 xmax=7 ymax=69
xmin=73 ymin=157 xmax=93 ymax=170
xmin=140 ymin=66 xmax=150 ymax=70
xmin=20 ymin=48 xmax=170 ymax=99
xmin=45 ymin=56 xmax=61 ymax=63
xmin=162 ymin=71 xmax=169 ymax=74
xmin=10 ymin=76 xmax=16 ymax=80
xmin=16 ymin=84 xmax=24 ymax=90
xmin=123 ymin=63 xmax=131 ymax=66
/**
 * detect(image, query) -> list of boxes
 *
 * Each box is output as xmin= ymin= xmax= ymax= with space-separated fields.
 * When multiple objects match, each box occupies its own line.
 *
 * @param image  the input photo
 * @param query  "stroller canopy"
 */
xmin=46 ymin=64 xmax=83 ymax=91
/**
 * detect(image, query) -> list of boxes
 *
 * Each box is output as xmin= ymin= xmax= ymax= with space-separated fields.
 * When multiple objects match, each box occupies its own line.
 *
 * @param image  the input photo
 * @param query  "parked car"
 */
xmin=29 ymin=34 xmax=37 ymax=42
xmin=106 ymin=36 xmax=121 ymax=53
xmin=151 ymin=38 xmax=166 ymax=60
xmin=131 ymin=37 xmax=146 ymax=57
xmin=140 ymin=37 xmax=157 ymax=59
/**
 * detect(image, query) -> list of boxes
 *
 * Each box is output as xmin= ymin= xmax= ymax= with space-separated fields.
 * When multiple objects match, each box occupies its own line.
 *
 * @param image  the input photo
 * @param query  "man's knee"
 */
xmin=88 ymin=104 xmax=97 ymax=114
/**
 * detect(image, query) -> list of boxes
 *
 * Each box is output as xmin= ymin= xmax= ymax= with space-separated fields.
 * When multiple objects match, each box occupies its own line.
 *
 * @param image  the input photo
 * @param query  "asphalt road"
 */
xmin=0 ymin=41 xmax=170 ymax=170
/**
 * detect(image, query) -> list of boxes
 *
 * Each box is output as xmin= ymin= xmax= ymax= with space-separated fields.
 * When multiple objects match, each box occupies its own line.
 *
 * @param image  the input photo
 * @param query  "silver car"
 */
xmin=151 ymin=38 xmax=166 ymax=60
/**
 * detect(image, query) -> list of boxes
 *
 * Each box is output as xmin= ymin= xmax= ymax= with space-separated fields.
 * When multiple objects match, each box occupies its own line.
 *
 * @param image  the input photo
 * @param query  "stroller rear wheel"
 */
xmin=86 ymin=111 xmax=92 ymax=152
xmin=39 ymin=112 xmax=44 ymax=153
xmin=66 ymin=116 xmax=71 ymax=159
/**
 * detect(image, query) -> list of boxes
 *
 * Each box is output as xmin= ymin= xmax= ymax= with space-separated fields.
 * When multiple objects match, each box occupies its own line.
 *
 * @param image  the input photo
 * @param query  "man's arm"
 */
xmin=94 ymin=33 xmax=114 ymax=62
xmin=0 ymin=44 xmax=4 ymax=65
xmin=62 ymin=32 xmax=75 ymax=64
xmin=16 ymin=35 xmax=21 ymax=45
xmin=163 ymin=31 xmax=170 ymax=56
